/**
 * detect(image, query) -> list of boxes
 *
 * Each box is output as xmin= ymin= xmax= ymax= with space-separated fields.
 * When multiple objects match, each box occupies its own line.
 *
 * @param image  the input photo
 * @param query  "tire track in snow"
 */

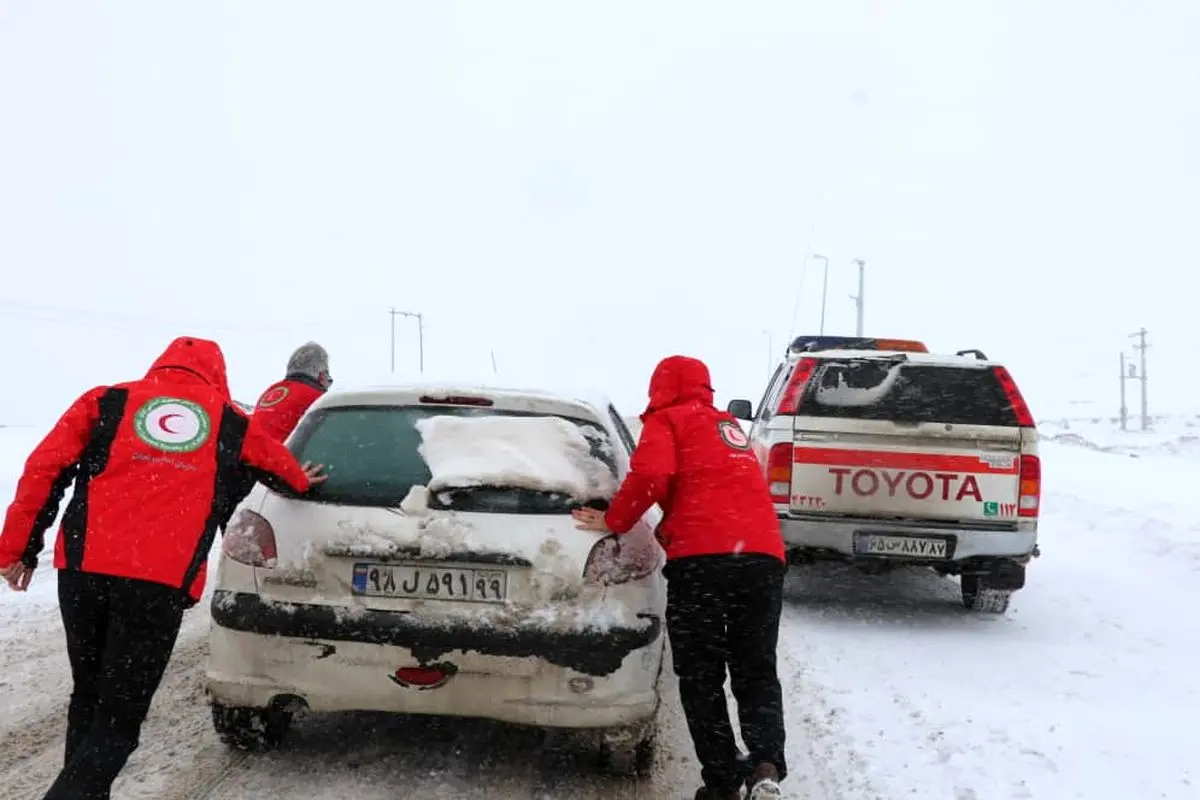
xmin=1 ymin=619 xmax=210 ymax=800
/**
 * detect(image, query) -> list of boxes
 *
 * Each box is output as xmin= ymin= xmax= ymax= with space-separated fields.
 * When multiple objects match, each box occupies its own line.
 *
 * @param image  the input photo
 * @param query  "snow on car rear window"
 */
xmin=416 ymin=415 xmax=618 ymax=501
xmin=288 ymin=405 xmax=618 ymax=508
xmin=800 ymin=360 xmax=1020 ymax=427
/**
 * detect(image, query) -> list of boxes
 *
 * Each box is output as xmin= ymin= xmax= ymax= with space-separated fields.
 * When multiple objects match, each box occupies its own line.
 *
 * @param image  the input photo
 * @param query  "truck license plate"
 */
xmin=855 ymin=534 xmax=950 ymax=559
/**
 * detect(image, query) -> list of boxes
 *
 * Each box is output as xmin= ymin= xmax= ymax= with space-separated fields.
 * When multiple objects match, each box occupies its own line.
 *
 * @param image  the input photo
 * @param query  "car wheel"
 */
xmin=960 ymin=574 xmax=1012 ymax=614
xmin=598 ymin=728 xmax=657 ymax=778
xmin=211 ymin=702 xmax=293 ymax=751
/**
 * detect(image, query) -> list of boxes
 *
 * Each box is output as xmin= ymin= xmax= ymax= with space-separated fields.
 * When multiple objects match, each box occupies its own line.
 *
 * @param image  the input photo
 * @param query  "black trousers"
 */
xmin=664 ymin=553 xmax=787 ymax=792
xmin=45 ymin=569 xmax=186 ymax=800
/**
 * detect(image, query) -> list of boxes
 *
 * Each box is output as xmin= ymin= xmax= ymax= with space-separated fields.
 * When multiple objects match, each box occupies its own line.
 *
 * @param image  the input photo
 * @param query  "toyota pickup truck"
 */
xmin=727 ymin=337 xmax=1040 ymax=613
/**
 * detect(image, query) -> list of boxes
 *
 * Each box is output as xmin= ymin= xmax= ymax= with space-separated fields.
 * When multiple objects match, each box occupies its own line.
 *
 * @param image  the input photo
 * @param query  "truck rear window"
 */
xmin=798 ymin=361 xmax=1021 ymax=427
xmin=287 ymin=406 xmax=617 ymax=509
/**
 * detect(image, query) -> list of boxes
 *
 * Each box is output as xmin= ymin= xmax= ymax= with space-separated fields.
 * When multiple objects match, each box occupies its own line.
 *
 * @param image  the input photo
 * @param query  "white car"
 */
xmin=205 ymin=384 xmax=666 ymax=774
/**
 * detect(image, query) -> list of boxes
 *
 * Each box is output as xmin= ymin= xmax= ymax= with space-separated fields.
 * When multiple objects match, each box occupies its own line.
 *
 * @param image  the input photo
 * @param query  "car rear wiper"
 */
xmin=428 ymin=485 xmax=588 ymax=514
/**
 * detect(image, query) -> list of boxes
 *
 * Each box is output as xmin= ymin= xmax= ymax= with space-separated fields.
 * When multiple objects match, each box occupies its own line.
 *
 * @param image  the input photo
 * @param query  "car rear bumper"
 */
xmin=206 ymin=597 xmax=664 ymax=729
xmin=779 ymin=515 xmax=1038 ymax=561
xmin=210 ymin=590 xmax=661 ymax=677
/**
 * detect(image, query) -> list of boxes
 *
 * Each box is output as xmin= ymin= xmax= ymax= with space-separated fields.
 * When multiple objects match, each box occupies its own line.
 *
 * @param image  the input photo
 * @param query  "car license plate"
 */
xmin=854 ymin=534 xmax=950 ymax=559
xmin=351 ymin=563 xmax=508 ymax=602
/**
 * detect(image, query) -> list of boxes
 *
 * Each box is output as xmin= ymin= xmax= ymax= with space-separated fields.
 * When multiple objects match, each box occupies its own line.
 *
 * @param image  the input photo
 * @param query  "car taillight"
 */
xmin=391 ymin=665 xmax=456 ymax=690
xmin=583 ymin=534 xmax=660 ymax=585
xmin=222 ymin=509 xmax=278 ymax=567
xmin=992 ymin=366 xmax=1035 ymax=427
xmin=1018 ymin=454 xmax=1040 ymax=518
xmin=775 ymin=358 xmax=819 ymax=415
xmin=766 ymin=443 xmax=793 ymax=504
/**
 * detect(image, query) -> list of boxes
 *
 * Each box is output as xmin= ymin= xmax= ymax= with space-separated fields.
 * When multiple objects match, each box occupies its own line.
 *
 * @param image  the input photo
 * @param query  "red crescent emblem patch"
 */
xmin=258 ymin=385 xmax=290 ymax=408
xmin=718 ymin=420 xmax=750 ymax=450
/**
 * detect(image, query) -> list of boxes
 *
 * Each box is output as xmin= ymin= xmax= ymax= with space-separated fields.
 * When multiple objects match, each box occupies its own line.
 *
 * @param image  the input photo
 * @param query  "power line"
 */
xmin=0 ymin=299 xmax=326 ymax=336
xmin=787 ymin=192 xmax=822 ymax=339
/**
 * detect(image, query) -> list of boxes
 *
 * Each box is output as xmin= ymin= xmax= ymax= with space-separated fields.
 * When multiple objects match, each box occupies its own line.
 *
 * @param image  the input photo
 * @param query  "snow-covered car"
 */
xmin=205 ymin=384 xmax=665 ymax=774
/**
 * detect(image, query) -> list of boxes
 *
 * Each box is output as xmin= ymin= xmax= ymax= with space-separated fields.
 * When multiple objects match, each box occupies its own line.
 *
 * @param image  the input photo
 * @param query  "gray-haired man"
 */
xmin=219 ymin=342 xmax=332 ymax=526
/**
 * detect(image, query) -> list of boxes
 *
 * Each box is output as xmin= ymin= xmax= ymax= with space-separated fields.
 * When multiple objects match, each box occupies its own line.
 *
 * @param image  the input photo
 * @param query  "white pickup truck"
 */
xmin=727 ymin=337 xmax=1041 ymax=613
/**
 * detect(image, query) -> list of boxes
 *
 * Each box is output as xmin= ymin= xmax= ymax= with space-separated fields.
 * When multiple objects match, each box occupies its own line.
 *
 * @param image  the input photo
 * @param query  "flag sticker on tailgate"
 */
xmin=983 ymin=502 xmax=1018 ymax=517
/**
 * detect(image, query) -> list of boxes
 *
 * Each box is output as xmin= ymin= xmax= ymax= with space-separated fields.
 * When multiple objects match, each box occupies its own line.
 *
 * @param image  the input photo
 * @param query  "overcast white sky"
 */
xmin=2 ymin=0 xmax=1197 ymax=427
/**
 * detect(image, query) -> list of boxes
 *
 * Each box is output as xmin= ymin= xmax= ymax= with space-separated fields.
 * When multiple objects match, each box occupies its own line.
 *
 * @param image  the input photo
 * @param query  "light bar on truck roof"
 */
xmin=788 ymin=336 xmax=929 ymax=354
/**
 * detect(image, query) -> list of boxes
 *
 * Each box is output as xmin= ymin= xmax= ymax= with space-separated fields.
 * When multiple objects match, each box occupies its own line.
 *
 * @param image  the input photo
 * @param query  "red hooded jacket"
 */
xmin=251 ymin=375 xmax=325 ymax=443
xmin=604 ymin=355 xmax=785 ymax=563
xmin=0 ymin=337 xmax=312 ymax=600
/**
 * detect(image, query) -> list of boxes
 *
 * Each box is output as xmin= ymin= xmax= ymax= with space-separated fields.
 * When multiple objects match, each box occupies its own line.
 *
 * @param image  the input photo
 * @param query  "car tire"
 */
xmin=598 ymin=728 xmax=657 ymax=778
xmin=960 ymin=574 xmax=1012 ymax=614
xmin=211 ymin=702 xmax=293 ymax=751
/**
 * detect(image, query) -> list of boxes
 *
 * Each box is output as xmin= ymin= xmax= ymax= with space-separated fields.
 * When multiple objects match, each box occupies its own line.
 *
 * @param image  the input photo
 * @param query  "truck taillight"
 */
xmin=775 ymin=358 xmax=819 ymax=415
xmin=1018 ymin=454 xmax=1040 ymax=518
xmin=222 ymin=509 xmax=278 ymax=567
xmin=766 ymin=443 xmax=793 ymax=504
xmin=582 ymin=534 xmax=660 ymax=585
xmin=993 ymin=366 xmax=1036 ymax=427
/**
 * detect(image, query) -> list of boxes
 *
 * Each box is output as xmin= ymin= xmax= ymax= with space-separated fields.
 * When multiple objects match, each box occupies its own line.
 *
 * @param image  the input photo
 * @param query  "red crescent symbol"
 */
xmin=719 ymin=421 xmax=749 ymax=449
xmin=158 ymin=413 xmax=183 ymax=435
xmin=260 ymin=386 xmax=289 ymax=407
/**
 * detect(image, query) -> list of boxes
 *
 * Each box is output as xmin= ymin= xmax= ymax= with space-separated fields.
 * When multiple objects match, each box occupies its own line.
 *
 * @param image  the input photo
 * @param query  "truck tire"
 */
xmin=960 ymin=574 xmax=1012 ymax=614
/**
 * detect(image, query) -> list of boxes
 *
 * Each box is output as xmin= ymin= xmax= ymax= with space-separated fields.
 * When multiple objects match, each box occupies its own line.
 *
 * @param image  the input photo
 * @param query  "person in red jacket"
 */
xmin=0 ymin=336 xmax=325 ymax=800
xmin=572 ymin=355 xmax=787 ymax=800
xmin=252 ymin=341 xmax=332 ymax=442
xmin=217 ymin=341 xmax=332 ymax=529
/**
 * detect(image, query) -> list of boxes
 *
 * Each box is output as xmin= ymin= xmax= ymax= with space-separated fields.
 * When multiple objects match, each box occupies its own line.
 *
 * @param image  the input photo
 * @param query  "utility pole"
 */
xmin=849 ymin=258 xmax=865 ymax=337
xmin=389 ymin=308 xmax=425 ymax=374
xmin=812 ymin=253 xmax=830 ymax=335
xmin=1119 ymin=351 xmax=1128 ymax=431
xmin=1129 ymin=328 xmax=1149 ymax=430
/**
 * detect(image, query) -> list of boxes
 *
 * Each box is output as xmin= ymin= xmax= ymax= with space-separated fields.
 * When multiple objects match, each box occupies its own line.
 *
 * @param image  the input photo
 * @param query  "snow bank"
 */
xmin=812 ymin=362 xmax=904 ymax=407
xmin=415 ymin=415 xmax=618 ymax=500
xmin=1039 ymin=415 xmax=1200 ymax=459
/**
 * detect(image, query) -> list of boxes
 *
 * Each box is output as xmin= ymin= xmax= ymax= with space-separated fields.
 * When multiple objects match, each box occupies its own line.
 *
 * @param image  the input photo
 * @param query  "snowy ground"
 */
xmin=1 ymin=421 xmax=1197 ymax=799
xmin=1039 ymin=413 xmax=1200 ymax=458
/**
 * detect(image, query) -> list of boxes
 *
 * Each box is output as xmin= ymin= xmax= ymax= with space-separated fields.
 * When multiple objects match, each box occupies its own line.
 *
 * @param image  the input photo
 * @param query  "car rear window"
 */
xmin=798 ymin=360 xmax=1020 ymax=427
xmin=287 ymin=405 xmax=618 ymax=509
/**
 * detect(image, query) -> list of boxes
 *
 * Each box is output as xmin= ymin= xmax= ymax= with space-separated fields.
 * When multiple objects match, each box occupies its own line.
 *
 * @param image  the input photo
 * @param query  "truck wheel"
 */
xmin=960 ymin=574 xmax=1012 ymax=614
xmin=212 ymin=702 xmax=292 ymax=751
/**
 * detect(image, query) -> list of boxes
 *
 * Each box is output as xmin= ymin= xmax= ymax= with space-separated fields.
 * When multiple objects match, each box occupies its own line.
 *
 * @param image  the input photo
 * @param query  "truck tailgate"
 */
xmin=790 ymin=439 xmax=1022 ymax=524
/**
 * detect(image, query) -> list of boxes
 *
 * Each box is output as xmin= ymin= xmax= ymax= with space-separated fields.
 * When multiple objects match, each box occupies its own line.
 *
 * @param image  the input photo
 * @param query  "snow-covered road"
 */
xmin=1 ymin=425 xmax=1196 ymax=799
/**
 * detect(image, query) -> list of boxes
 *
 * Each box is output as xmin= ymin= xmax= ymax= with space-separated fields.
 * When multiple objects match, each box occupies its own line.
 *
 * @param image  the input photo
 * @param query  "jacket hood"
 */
xmin=642 ymin=355 xmax=715 ymax=418
xmin=146 ymin=336 xmax=231 ymax=398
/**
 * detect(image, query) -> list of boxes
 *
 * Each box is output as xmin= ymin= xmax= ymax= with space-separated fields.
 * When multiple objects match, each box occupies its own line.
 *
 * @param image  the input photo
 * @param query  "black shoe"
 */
xmin=747 ymin=762 xmax=782 ymax=800
xmin=693 ymin=787 xmax=741 ymax=800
